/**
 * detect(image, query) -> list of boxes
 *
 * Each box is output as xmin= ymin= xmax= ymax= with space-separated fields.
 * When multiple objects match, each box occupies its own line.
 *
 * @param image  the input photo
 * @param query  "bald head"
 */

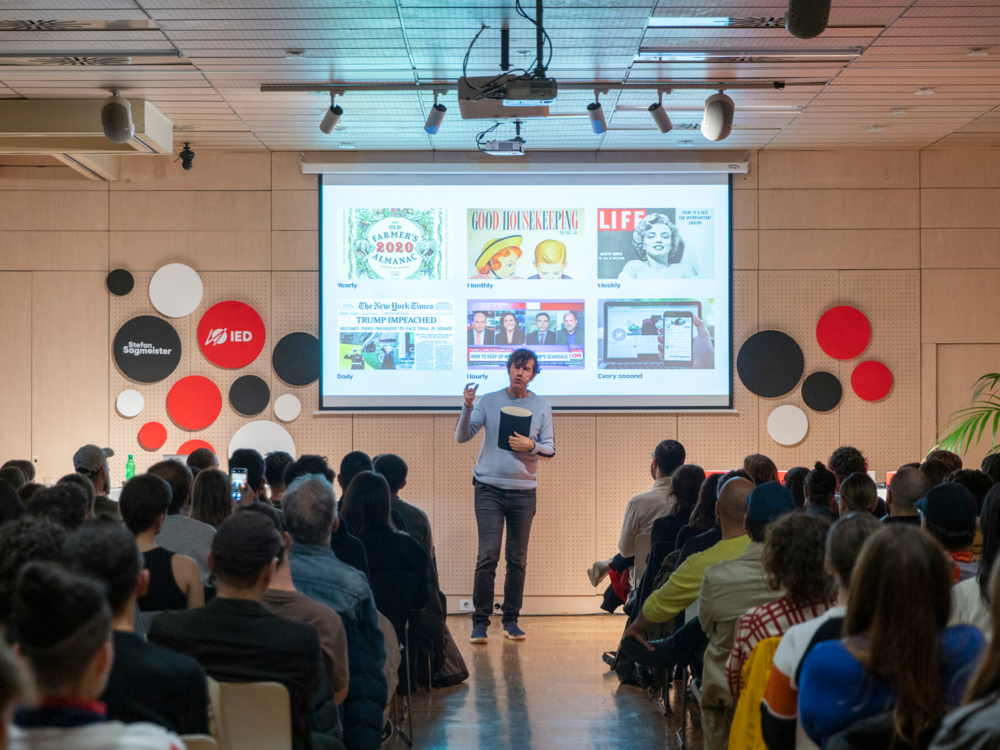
xmin=888 ymin=466 xmax=933 ymax=514
xmin=718 ymin=477 xmax=754 ymax=528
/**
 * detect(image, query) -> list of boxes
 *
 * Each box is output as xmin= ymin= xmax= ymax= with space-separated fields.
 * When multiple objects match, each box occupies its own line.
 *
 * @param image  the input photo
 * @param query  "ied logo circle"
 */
xmin=113 ymin=316 xmax=182 ymax=383
xmin=197 ymin=301 xmax=266 ymax=368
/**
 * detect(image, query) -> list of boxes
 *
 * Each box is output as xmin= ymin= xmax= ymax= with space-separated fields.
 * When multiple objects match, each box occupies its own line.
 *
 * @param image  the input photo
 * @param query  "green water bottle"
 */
xmin=125 ymin=454 xmax=136 ymax=482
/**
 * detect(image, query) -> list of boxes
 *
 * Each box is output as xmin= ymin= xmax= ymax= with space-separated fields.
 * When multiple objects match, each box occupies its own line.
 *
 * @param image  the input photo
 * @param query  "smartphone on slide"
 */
xmin=230 ymin=468 xmax=248 ymax=503
xmin=660 ymin=311 xmax=694 ymax=368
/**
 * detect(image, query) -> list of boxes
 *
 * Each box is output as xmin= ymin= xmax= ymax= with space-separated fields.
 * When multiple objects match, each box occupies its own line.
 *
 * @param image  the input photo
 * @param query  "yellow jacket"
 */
xmin=728 ymin=636 xmax=782 ymax=750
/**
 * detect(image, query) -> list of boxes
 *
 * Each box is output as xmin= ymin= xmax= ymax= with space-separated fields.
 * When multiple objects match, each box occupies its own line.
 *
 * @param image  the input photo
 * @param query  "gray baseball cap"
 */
xmin=73 ymin=444 xmax=115 ymax=473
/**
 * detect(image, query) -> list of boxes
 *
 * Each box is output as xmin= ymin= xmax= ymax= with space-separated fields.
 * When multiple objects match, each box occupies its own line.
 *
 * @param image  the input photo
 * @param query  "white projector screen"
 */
xmin=319 ymin=171 xmax=732 ymax=411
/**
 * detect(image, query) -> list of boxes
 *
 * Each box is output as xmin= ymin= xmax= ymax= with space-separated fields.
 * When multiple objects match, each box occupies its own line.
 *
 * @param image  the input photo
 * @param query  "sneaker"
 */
xmin=470 ymin=625 xmax=488 ymax=644
xmin=503 ymin=622 xmax=526 ymax=640
xmin=587 ymin=560 xmax=611 ymax=587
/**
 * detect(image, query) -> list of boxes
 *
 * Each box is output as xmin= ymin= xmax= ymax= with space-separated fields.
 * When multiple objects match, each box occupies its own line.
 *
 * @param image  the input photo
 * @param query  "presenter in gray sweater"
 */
xmin=456 ymin=348 xmax=555 ymax=644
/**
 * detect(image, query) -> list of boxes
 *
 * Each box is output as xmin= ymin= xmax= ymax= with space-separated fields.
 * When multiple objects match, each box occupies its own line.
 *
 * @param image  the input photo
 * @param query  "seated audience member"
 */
xmin=74 ymin=444 xmax=117 ymax=515
xmin=946 ymin=469 xmax=994 ymax=514
xmin=148 ymin=460 xmax=213 ymax=582
xmin=676 ymin=469 xmax=754 ymax=566
xmin=283 ymin=477 xmax=387 ymax=750
xmin=699 ymin=481 xmax=795 ymax=750
xmin=9 ymin=563 xmax=182 ymax=750
xmin=265 ymin=451 xmax=294 ymax=506
xmin=762 ymin=512 xmax=881 ymax=750
xmin=782 ymin=467 xmax=808 ymax=509
xmin=621 ymin=477 xmax=755 ymax=663
xmin=675 ymin=472 xmax=723 ymax=555
xmin=185 ymin=447 xmax=219 ymax=478
xmin=950 ymin=485 xmax=1000 ymax=634
xmin=838 ymin=472 xmax=878 ymax=517
xmin=1 ymin=459 xmax=34 ymax=483
xmin=0 ymin=480 xmax=24 ymax=526
xmin=927 ymin=449 xmax=963 ymax=474
xmin=62 ymin=518 xmax=209 ymax=735
xmin=17 ymin=483 xmax=42 ymax=505
xmin=189 ymin=468 xmax=233 ymax=530
xmin=798 ymin=526 xmax=985 ymax=749
xmin=884 ymin=466 xmax=933 ymax=525
xmin=0 ymin=467 xmax=25 ymax=490
xmin=0 ymin=641 xmax=21 ymax=738
xmin=919 ymin=482 xmax=980 ymax=582
xmin=119 ymin=474 xmax=203 ymax=612
xmin=744 ymin=454 xmax=778 ymax=487
xmin=284 ymin=454 xmax=336 ymax=487
xmin=726 ymin=512 xmax=836 ymax=702
xmin=981 ymin=453 xmax=1000 ymax=485
xmin=332 ymin=453 xmax=376 ymax=577
xmin=828 ymin=446 xmax=868 ymax=487
xmin=149 ymin=512 xmax=323 ymax=750
xmin=26 ymin=483 xmax=88 ymax=530
xmin=651 ymin=464 xmax=707 ymax=557
xmin=340 ymin=471 xmax=429 ymax=641
xmin=0 ymin=517 xmax=66 ymax=633
xmin=803 ymin=462 xmax=838 ymax=519
xmin=921 ymin=458 xmax=952 ymax=487
xmin=229 ymin=448 xmax=271 ymax=508
xmin=57 ymin=473 xmax=95 ymax=518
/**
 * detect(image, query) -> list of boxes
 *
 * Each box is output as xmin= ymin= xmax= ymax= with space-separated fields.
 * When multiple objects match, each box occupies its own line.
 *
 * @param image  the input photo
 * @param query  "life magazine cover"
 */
xmin=467 ymin=208 xmax=584 ymax=280
xmin=340 ymin=208 xmax=449 ymax=280
xmin=597 ymin=207 xmax=715 ymax=280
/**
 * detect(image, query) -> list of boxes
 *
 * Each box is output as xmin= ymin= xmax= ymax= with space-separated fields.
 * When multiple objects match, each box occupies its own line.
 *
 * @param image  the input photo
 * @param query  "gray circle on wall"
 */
xmin=229 ymin=375 xmax=271 ymax=417
xmin=272 ymin=332 xmax=321 ymax=386
xmin=802 ymin=371 xmax=843 ymax=412
xmin=106 ymin=269 xmax=134 ymax=296
xmin=736 ymin=330 xmax=804 ymax=398
xmin=113 ymin=316 xmax=182 ymax=383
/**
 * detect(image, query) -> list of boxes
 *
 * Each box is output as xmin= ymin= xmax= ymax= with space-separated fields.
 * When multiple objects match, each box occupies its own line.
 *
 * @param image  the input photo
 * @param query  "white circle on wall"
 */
xmin=767 ymin=404 xmax=809 ymax=446
xmin=274 ymin=394 xmax=302 ymax=422
xmin=149 ymin=263 xmax=203 ymax=318
xmin=228 ymin=420 xmax=295 ymax=459
xmin=116 ymin=389 xmax=144 ymax=418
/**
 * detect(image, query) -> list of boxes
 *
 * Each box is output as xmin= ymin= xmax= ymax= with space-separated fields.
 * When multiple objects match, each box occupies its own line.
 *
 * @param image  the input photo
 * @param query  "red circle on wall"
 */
xmin=197 ymin=301 xmax=266 ymax=368
xmin=177 ymin=439 xmax=216 ymax=456
xmin=851 ymin=360 xmax=893 ymax=402
xmin=817 ymin=306 xmax=871 ymax=360
xmin=138 ymin=422 xmax=167 ymax=451
xmin=167 ymin=376 xmax=222 ymax=430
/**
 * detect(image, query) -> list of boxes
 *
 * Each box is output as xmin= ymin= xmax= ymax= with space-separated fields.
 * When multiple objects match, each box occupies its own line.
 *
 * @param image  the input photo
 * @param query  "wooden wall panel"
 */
xmin=352 ymin=415 xmax=435 ymax=522
xmin=921 ymin=344 xmax=937 ymax=454
xmin=759 ymin=151 xmax=919 ymax=190
xmin=271 ymin=152 xmax=320 ymax=191
xmin=272 ymin=231 xmax=318 ymax=271
xmin=0 ymin=273 xmax=32 ymax=464
xmin=32 ymin=272 xmax=108 ymax=481
xmin=0 ymin=192 xmax=108 ymax=231
xmin=922 ymin=189 xmax=1000 ymax=228
xmin=936 ymin=345 xmax=1000 ymax=471
xmin=922 ymin=270 xmax=1000 ymax=343
xmin=732 ymin=229 xmax=758 ymax=269
xmin=732 ymin=190 xmax=758 ymax=230
xmin=0 ymin=166 xmax=107 ymax=191
xmin=110 ymin=231 xmax=270 ymax=271
xmin=759 ymin=229 xmax=919 ymax=269
xmin=0 ymin=231 xmax=107 ymax=271
xmin=921 ymin=229 xmax=1000 ymax=268
xmin=272 ymin=191 xmax=318 ymax=231
xmin=110 ymin=192 xmax=271 ymax=232
xmin=921 ymin=150 xmax=1000 ymax=189
xmin=114 ymin=153 xmax=270 ymax=191
xmin=759 ymin=189 xmax=920 ymax=229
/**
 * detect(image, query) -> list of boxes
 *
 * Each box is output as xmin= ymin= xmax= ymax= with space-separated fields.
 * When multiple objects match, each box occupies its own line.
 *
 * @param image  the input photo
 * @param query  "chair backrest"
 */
xmin=180 ymin=735 xmax=219 ymax=750
xmin=728 ymin=636 xmax=781 ymax=750
xmin=214 ymin=681 xmax=293 ymax=750
xmin=633 ymin=532 xmax=652 ymax=582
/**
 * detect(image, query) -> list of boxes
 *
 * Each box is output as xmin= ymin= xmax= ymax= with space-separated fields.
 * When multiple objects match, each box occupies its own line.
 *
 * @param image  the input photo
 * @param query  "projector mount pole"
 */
xmin=535 ymin=0 xmax=545 ymax=78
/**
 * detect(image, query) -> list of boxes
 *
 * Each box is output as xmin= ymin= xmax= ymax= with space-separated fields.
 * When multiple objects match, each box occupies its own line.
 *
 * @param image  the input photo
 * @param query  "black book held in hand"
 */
xmin=498 ymin=406 xmax=533 ymax=451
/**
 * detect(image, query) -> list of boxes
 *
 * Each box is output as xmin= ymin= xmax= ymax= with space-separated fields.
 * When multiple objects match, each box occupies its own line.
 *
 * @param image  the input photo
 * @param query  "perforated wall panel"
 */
xmin=433 ymin=414 xmax=482 ymax=594
xmin=353 ymin=415 xmax=434 ymax=520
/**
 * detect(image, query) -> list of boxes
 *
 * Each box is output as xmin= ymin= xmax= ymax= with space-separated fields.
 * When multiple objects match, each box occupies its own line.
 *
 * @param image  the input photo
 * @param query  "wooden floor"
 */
xmin=389 ymin=615 xmax=702 ymax=750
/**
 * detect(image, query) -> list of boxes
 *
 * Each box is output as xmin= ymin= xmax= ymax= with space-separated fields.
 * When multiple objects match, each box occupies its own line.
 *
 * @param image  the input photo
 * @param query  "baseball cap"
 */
xmin=73 ymin=445 xmax=115 ymax=474
xmin=747 ymin=481 xmax=795 ymax=526
xmin=915 ymin=482 xmax=977 ymax=534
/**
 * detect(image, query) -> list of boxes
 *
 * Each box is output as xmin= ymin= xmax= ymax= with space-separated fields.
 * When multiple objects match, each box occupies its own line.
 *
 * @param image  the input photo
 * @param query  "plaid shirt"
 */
xmin=726 ymin=595 xmax=836 ymax=701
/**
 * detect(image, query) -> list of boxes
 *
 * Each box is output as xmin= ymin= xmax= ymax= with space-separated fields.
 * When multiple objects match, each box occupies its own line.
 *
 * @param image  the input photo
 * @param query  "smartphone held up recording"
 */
xmin=230 ymin=468 xmax=247 ymax=502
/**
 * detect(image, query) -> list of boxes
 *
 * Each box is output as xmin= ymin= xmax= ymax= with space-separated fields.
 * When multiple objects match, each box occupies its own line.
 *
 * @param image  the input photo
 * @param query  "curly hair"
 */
xmin=632 ymin=213 xmax=684 ymax=264
xmin=828 ymin=446 xmax=868 ymax=485
xmin=477 ymin=245 xmax=521 ymax=275
xmin=763 ymin=511 xmax=835 ymax=607
xmin=0 ymin=516 xmax=67 ymax=626
xmin=945 ymin=469 xmax=994 ymax=513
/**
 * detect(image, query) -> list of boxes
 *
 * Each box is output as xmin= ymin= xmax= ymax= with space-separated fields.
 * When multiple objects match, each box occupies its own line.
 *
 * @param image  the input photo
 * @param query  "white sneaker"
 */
xmin=587 ymin=560 xmax=611 ymax=587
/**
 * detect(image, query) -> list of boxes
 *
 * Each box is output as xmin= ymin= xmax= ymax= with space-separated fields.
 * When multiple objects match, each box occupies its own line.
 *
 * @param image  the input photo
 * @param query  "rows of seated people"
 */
xmin=0 ymin=445 xmax=467 ymax=750
xmin=591 ymin=442 xmax=1000 ymax=750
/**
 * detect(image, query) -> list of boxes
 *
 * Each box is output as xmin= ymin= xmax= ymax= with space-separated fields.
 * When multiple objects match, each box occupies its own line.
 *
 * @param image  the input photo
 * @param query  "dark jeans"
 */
xmin=472 ymin=480 xmax=537 ymax=627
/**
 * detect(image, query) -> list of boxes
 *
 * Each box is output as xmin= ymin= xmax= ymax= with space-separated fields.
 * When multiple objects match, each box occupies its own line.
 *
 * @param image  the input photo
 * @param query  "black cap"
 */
xmin=915 ymin=482 xmax=978 ymax=534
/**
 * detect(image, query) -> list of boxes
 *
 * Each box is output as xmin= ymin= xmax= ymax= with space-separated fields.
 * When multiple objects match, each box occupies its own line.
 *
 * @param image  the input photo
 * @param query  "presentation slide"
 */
xmin=319 ymin=172 xmax=732 ymax=410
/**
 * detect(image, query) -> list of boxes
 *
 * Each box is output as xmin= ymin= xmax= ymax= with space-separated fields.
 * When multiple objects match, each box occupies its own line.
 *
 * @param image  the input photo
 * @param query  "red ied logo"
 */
xmin=197 ymin=301 xmax=265 ymax=368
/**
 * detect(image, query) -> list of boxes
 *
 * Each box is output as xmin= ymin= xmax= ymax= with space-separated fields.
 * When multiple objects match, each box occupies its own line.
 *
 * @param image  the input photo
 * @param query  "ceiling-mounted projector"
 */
xmin=480 ymin=139 xmax=525 ymax=156
xmin=503 ymin=78 xmax=558 ymax=106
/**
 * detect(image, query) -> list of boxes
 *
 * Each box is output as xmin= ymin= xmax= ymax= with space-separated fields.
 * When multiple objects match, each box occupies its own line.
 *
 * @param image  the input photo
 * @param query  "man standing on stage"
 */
xmin=455 ymin=348 xmax=555 ymax=644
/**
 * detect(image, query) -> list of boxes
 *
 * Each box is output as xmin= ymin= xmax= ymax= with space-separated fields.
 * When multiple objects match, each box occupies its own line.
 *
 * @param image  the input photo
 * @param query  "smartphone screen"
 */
xmin=660 ymin=311 xmax=693 ymax=367
xmin=230 ymin=469 xmax=247 ymax=502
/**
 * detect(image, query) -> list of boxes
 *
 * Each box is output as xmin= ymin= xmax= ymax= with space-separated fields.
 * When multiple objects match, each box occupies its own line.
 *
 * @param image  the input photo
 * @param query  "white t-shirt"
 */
xmin=9 ymin=721 xmax=184 ymax=750
xmin=950 ymin=577 xmax=992 ymax=638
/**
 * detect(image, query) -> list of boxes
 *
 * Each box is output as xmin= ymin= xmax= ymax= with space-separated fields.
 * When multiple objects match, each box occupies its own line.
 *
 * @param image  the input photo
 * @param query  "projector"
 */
xmin=480 ymin=140 xmax=525 ymax=156
xmin=503 ymin=78 xmax=558 ymax=106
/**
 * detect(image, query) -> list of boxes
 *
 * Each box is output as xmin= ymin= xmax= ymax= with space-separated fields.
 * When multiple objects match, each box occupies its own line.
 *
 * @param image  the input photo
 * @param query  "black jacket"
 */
xmin=358 ymin=527 xmax=430 ymax=642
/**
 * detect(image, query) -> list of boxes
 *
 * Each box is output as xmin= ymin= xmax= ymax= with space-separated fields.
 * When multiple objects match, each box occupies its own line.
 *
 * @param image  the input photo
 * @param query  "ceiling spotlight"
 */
xmin=587 ymin=91 xmax=607 ymax=135
xmin=702 ymin=92 xmax=735 ymax=141
xmin=786 ymin=0 xmax=831 ymax=39
xmin=969 ymin=48 xmax=989 ymax=57
xmin=179 ymin=142 xmax=195 ymax=170
xmin=424 ymin=92 xmax=447 ymax=135
xmin=101 ymin=90 xmax=134 ymax=144
xmin=915 ymin=88 xmax=934 ymax=96
xmin=320 ymin=93 xmax=343 ymax=134
xmin=648 ymin=92 xmax=672 ymax=134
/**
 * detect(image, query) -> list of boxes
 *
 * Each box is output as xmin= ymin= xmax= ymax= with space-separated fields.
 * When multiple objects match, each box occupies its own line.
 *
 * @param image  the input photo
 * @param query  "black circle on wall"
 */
xmin=802 ymin=371 xmax=843 ymax=412
xmin=273 ymin=332 xmax=321 ymax=386
xmin=106 ymin=269 xmax=134 ymax=296
xmin=229 ymin=375 xmax=271 ymax=416
xmin=113 ymin=316 xmax=182 ymax=383
xmin=736 ymin=330 xmax=804 ymax=398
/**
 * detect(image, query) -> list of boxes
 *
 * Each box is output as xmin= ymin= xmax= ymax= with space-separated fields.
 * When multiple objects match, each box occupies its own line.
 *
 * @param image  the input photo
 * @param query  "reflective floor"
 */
xmin=389 ymin=615 xmax=701 ymax=750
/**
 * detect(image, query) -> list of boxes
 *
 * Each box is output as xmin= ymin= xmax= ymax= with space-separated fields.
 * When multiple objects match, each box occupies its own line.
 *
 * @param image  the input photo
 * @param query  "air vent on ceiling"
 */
xmin=0 ymin=19 xmax=158 ymax=31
